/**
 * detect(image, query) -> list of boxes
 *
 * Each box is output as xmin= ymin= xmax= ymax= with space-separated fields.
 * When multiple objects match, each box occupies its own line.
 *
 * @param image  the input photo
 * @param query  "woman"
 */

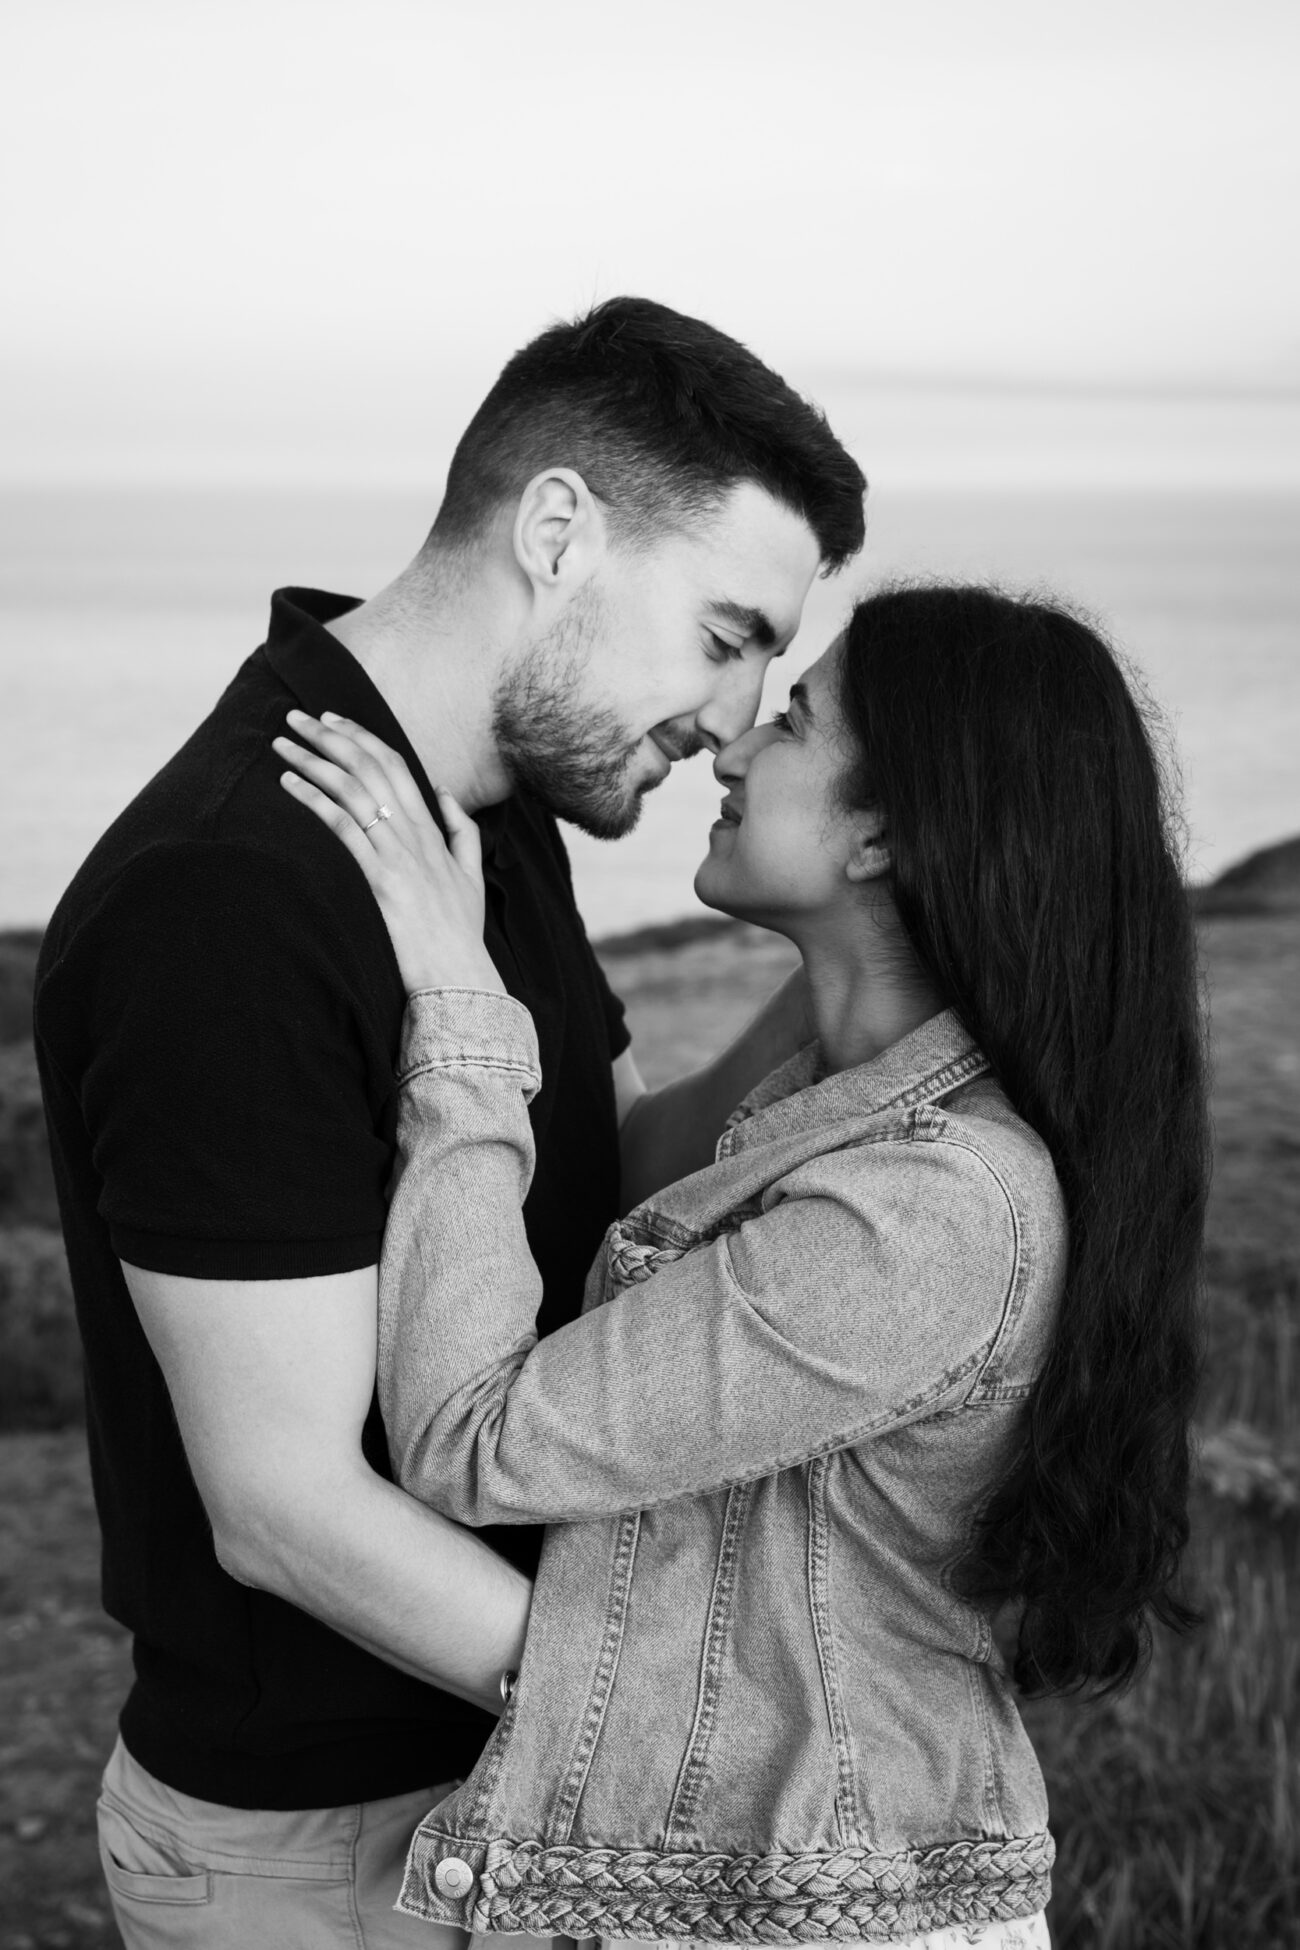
xmin=275 ymin=583 xmax=1208 ymax=1949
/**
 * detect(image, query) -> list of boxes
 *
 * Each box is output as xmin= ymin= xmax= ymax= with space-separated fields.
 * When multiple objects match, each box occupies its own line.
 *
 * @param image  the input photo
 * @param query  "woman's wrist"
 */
xmin=403 ymin=954 xmax=507 ymax=1000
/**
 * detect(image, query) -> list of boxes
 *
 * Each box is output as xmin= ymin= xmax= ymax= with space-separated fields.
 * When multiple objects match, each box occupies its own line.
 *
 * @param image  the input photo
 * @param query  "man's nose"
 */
xmin=696 ymin=660 xmax=770 ymax=753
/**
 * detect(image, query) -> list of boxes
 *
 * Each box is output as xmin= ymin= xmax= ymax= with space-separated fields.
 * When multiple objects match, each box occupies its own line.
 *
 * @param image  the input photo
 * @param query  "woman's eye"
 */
xmin=769 ymin=708 xmax=793 ymax=731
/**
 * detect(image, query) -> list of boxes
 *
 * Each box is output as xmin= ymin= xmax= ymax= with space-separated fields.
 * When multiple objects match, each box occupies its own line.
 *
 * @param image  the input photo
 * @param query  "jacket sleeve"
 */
xmin=378 ymin=990 xmax=1020 ymax=1525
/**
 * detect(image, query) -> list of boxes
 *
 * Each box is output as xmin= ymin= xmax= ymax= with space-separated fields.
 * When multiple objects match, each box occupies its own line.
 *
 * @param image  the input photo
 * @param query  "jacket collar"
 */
xmin=723 ymin=1008 xmax=989 ymax=1154
xmin=262 ymin=586 xmax=517 ymax=868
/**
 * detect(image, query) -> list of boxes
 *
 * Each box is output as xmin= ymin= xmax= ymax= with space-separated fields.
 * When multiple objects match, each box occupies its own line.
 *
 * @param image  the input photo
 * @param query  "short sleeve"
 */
xmin=75 ymin=843 xmax=395 ymax=1280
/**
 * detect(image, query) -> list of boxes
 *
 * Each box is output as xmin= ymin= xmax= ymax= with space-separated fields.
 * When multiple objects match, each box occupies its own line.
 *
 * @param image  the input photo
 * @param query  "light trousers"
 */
xmin=97 ymin=1734 xmax=481 ymax=1950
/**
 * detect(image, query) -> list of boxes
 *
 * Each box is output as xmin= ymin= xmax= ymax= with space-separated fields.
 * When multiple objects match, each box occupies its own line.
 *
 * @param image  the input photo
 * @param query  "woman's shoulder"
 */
xmin=788 ymin=1066 xmax=1057 ymax=1200
xmin=775 ymin=1073 xmax=1067 ymax=1297
xmin=915 ymin=1074 xmax=1069 ymax=1281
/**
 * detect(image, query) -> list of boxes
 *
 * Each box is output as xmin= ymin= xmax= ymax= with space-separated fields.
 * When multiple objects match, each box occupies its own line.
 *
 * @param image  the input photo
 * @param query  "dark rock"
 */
xmin=0 ymin=1226 xmax=81 ymax=1430
xmin=0 ymin=1043 xmax=57 ymax=1227
xmin=0 ymin=929 xmax=42 ymax=1046
xmin=1193 ymin=836 xmax=1300 ymax=917
xmin=593 ymin=914 xmax=741 ymax=959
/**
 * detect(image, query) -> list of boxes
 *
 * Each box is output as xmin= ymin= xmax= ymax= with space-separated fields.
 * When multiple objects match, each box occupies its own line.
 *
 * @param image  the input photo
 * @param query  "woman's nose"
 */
xmin=712 ymin=722 xmax=773 ymax=784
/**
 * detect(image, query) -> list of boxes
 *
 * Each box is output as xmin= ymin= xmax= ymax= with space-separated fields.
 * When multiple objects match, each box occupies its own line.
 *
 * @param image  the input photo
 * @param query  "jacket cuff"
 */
xmin=398 ymin=988 xmax=542 ymax=1096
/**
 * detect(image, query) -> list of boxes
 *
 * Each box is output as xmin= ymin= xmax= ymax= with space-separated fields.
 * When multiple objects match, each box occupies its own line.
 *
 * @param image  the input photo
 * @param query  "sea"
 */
xmin=4 ymin=472 xmax=1298 ymax=941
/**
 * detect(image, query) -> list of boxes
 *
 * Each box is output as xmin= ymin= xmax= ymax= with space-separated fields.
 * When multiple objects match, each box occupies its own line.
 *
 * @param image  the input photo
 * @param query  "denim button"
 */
xmin=433 ymin=1856 xmax=475 ymax=1900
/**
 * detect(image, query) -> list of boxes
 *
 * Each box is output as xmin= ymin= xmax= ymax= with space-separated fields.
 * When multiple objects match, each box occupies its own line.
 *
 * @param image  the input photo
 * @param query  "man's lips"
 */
xmin=648 ymin=729 xmax=705 ymax=765
xmin=715 ymin=801 xmax=743 ymax=826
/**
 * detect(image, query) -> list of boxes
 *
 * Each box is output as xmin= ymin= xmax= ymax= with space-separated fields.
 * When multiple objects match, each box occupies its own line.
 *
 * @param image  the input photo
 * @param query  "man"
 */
xmin=35 ymin=296 xmax=866 ymax=1946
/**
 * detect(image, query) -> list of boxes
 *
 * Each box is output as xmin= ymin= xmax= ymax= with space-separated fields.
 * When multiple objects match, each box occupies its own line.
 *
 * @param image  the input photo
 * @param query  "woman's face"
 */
xmin=694 ymin=634 xmax=877 ymax=932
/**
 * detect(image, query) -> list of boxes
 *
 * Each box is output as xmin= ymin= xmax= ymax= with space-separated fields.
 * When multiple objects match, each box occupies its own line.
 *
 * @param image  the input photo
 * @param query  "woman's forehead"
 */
xmin=800 ymin=632 xmax=846 ymax=702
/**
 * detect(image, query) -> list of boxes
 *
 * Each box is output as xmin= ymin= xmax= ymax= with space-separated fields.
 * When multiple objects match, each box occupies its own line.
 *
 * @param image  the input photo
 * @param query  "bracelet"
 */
xmin=499 ymin=1668 xmax=518 ymax=1707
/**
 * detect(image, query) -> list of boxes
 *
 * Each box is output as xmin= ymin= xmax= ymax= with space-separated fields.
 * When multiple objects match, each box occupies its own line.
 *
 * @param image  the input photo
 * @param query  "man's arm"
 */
xmin=122 ymin=1260 xmax=530 ymax=1712
xmin=615 ymin=967 xmax=811 ymax=1210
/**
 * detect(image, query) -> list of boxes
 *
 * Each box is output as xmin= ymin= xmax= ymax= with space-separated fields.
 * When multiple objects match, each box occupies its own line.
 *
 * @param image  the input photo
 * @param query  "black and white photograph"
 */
xmin=3 ymin=5 xmax=1297 ymax=1946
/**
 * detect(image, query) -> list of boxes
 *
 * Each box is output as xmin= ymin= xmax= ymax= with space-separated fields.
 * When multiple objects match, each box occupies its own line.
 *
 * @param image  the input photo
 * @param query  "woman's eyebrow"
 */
xmin=709 ymin=599 xmax=778 ymax=650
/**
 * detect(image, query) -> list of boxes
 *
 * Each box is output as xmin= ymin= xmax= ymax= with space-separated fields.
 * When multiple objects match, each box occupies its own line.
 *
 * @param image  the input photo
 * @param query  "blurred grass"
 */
xmin=2 ymin=907 xmax=1298 ymax=1947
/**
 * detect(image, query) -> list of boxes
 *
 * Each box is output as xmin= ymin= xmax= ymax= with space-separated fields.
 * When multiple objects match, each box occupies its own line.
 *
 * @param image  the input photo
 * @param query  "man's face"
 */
xmin=493 ymin=482 xmax=823 ymax=838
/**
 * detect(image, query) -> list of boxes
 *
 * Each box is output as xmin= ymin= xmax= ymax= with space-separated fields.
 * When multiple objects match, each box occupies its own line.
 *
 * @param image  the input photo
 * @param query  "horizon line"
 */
xmin=800 ymin=366 xmax=1300 ymax=405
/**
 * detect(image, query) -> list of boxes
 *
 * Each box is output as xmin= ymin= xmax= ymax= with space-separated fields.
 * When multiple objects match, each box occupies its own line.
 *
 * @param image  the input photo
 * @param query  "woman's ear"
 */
xmin=844 ymin=811 xmax=890 ymax=884
xmin=512 ymin=468 xmax=606 ymax=598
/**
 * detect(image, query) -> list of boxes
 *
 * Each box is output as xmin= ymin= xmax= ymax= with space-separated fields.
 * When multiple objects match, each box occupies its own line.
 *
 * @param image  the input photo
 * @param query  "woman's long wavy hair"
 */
xmin=836 ymin=584 xmax=1210 ymax=1695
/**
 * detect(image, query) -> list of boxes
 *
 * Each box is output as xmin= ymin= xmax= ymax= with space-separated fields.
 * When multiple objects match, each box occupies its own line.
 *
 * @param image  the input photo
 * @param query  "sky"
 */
xmin=3 ymin=0 xmax=1298 ymax=484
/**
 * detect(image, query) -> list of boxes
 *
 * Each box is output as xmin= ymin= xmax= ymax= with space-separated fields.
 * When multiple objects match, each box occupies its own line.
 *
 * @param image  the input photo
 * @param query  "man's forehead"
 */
xmin=688 ymin=501 xmax=820 ymax=639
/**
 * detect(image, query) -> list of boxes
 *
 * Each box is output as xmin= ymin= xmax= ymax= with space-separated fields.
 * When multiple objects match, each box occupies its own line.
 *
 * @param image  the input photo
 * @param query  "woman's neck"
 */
xmin=796 ymin=900 xmax=943 ymax=1076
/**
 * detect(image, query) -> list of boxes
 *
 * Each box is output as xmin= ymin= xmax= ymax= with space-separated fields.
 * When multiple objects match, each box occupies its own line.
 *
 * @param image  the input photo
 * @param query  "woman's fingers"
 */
xmin=280 ymin=716 xmax=487 ymax=898
xmin=272 ymin=736 xmax=406 ymax=852
xmin=275 ymin=722 xmax=500 ymax=996
xmin=307 ymin=710 xmax=428 ymax=823
xmin=434 ymin=786 xmax=484 ymax=885
xmin=284 ymin=710 xmax=410 ymax=820
xmin=278 ymin=770 xmax=385 ymax=884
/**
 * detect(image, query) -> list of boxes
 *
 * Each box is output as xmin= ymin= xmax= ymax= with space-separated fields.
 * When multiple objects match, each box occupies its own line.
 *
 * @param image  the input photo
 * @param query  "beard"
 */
xmin=491 ymin=590 xmax=656 ymax=840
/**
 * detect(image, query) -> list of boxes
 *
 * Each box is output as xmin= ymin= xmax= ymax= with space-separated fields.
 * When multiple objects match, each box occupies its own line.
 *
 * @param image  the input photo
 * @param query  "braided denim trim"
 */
xmin=400 ymin=1829 xmax=1054 ymax=1942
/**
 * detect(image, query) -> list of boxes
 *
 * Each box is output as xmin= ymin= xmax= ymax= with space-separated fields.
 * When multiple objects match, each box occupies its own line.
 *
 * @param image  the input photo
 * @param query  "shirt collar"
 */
xmin=722 ymin=1008 xmax=989 ymax=1154
xmin=261 ymin=587 xmax=517 ymax=868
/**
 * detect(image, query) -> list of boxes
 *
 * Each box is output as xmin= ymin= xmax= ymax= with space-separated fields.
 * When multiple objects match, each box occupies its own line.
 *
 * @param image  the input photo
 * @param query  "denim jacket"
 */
xmin=378 ymin=992 xmax=1067 ymax=1942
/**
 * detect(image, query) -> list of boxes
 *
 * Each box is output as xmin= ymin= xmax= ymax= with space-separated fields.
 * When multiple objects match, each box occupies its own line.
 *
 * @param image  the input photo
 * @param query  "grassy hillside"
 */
xmin=2 ymin=900 xmax=1297 ymax=1948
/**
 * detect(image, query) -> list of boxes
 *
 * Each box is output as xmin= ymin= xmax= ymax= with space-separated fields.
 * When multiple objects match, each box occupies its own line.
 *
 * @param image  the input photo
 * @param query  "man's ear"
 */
xmin=512 ymin=468 xmax=606 ymax=598
xmin=844 ymin=811 xmax=890 ymax=884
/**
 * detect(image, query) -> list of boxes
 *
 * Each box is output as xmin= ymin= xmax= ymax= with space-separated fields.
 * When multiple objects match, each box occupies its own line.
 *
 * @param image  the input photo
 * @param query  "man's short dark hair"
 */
xmin=428 ymin=296 xmax=866 ymax=572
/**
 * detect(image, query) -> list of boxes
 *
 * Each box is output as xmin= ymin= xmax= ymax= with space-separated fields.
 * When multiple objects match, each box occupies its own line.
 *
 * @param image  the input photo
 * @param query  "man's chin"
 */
xmin=553 ymin=780 xmax=648 ymax=842
xmin=564 ymin=801 xmax=643 ymax=842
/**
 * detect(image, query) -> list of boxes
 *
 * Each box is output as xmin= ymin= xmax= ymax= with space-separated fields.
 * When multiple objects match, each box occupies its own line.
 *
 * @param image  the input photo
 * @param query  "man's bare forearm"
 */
xmin=620 ymin=967 xmax=810 ymax=1209
xmin=219 ymin=1460 xmax=531 ymax=1714
xmin=119 ymin=1259 xmax=532 ymax=1715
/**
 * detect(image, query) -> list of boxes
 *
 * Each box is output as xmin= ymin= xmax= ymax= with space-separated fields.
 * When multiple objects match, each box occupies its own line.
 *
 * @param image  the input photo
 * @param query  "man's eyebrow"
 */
xmin=709 ymin=600 xmax=778 ymax=651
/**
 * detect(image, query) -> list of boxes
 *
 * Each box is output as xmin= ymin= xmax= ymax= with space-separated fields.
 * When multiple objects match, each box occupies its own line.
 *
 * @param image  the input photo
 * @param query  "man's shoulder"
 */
xmin=38 ymin=760 xmax=396 ymax=1043
xmin=47 ymin=646 xmax=378 ymax=947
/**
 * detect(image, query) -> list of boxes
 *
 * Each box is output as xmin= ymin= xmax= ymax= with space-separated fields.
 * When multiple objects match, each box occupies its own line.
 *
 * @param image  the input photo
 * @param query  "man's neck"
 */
xmin=325 ymin=563 xmax=513 ymax=812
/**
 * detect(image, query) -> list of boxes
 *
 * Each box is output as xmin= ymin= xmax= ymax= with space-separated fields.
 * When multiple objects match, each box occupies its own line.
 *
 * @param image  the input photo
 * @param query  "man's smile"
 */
xmin=648 ymin=728 xmax=703 ymax=767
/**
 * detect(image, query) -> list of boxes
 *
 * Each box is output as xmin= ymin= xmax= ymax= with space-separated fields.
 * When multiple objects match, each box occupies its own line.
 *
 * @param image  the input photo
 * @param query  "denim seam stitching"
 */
xmin=908 ymin=1125 xmax=1031 ymax=1403
xmin=546 ymin=1508 xmax=642 ymax=1840
xmin=664 ymin=1481 xmax=752 ymax=1846
xmin=805 ymin=1457 xmax=868 ymax=1843
xmin=397 ymin=1055 xmax=540 ymax=1085
xmin=344 ymin=1800 xmax=365 ymax=1950
xmin=964 ymin=1661 xmax=1008 ymax=1835
xmin=461 ymin=1685 xmax=521 ymax=1829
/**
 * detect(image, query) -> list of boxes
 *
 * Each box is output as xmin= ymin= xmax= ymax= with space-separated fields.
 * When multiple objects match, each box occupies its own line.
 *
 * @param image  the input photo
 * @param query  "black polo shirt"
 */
xmin=35 ymin=588 xmax=629 ymax=1810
